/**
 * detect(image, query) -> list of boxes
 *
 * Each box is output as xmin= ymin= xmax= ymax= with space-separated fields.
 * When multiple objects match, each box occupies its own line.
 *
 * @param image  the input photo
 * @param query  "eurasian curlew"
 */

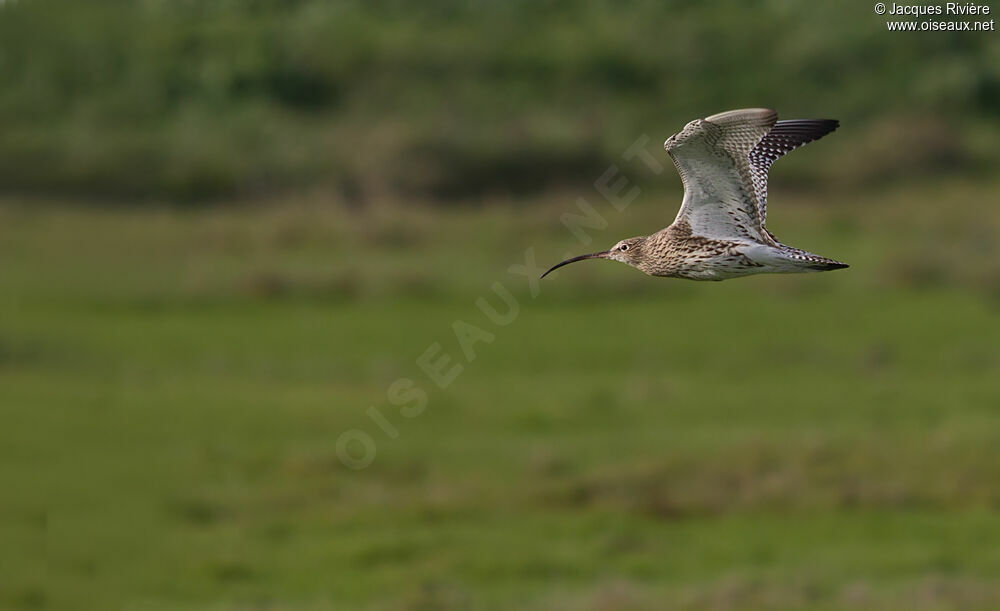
xmin=542 ymin=108 xmax=848 ymax=281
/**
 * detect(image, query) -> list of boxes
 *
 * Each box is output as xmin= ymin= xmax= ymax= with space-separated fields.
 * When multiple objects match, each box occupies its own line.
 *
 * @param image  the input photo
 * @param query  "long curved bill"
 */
xmin=540 ymin=250 xmax=610 ymax=278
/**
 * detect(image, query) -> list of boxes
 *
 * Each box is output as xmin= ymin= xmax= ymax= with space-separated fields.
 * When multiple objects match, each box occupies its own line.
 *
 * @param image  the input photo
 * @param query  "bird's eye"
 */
xmin=620 ymin=244 xmax=629 ymax=251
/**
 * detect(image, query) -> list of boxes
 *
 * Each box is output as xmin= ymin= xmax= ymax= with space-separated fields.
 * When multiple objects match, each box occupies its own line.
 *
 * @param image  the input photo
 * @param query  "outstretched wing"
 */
xmin=749 ymin=119 xmax=839 ymax=229
xmin=664 ymin=108 xmax=777 ymax=243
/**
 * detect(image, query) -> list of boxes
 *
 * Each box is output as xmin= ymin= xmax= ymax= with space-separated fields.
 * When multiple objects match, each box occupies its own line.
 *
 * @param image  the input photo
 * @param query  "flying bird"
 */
xmin=542 ymin=108 xmax=847 ymax=281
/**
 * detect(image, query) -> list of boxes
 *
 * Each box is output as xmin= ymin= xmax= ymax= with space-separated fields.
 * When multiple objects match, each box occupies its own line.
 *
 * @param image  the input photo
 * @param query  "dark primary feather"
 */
xmin=749 ymin=118 xmax=839 ymax=235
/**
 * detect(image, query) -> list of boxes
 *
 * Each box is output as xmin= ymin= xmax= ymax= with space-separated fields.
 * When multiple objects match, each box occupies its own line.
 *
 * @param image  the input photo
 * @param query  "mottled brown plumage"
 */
xmin=542 ymin=108 xmax=848 ymax=281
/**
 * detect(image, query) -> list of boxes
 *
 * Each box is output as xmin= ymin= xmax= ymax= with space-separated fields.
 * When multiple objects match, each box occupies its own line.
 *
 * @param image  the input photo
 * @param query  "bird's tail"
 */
xmin=746 ymin=240 xmax=849 ymax=273
xmin=778 ymin=246 xmax=849 ymax=272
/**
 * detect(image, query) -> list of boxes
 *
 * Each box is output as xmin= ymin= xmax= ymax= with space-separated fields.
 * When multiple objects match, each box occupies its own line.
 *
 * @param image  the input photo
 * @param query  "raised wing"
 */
xmin=664 ymin=108 xmax=777 ymax=243
xmin=749 ymin=119 xmax=839 ymax=229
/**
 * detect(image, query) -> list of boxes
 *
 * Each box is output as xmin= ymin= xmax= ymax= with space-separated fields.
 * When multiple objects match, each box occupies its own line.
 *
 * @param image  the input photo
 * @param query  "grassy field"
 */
xmin=2 ymin=2 xmax=998 ymax=609
xmin=2 ymin=177 xmax=999 ymax=609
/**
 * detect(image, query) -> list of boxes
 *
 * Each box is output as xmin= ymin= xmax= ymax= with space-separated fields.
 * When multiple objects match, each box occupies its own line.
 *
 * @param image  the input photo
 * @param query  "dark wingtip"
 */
xmin=772 ymin=118 xmax=840 ymax=140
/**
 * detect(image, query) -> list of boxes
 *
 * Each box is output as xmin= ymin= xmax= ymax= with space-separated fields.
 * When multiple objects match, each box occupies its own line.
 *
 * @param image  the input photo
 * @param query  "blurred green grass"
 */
xmin=3 ymin=178 xmax=1000 ymax=609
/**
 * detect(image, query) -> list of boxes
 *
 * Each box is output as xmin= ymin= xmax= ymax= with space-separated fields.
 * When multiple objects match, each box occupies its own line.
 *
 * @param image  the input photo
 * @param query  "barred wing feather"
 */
xmin=664 ymin=108 xmax=776 ymax=243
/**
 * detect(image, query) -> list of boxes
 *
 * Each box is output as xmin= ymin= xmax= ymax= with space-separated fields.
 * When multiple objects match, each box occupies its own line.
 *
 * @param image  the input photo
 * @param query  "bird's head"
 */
xmin=541 ymin=236 xmax=647 ymax=278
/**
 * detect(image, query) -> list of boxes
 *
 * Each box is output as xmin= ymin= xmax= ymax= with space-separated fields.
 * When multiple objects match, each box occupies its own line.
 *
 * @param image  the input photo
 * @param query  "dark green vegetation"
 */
xmin=4 ymin=179 xmax=1000 ymax=609
xmin=1 ymin=0 xmax=998 ymax=200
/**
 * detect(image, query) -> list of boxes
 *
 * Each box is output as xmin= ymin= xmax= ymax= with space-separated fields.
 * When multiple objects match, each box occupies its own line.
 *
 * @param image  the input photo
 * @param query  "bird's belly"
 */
xmin=669 ymin=251 xmax=766 ymax=281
